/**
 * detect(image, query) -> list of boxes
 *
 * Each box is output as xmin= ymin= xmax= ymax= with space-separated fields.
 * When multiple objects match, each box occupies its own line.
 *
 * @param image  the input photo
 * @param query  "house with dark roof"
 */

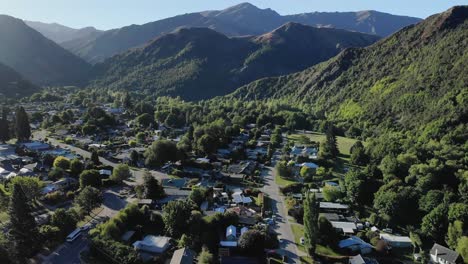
xmin=430 ymin=243 xmax=462 ymax=264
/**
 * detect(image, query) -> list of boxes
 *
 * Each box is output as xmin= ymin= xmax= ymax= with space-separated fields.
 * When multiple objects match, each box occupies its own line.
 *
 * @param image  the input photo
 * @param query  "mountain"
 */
xmin=0 ymin=15 xmax=92 ymax=86
xmin=0 ymin=62 xmax=38 ymax=98
xmin=25 ymin=20 xmax=103 ymax=44
xmin=90 ymin=23 xmax=380 ymax=100
xmin=62 ymin=2 xmax=421 ymax=63
xmin=229 ymin=6 xmax=468 ymax=132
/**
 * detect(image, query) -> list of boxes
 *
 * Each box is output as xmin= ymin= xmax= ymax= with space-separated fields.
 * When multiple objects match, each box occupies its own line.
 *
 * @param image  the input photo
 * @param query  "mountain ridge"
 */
xmin=227 ymin=6 xmax=468 ymax=132
xmin=0 ymin=15 xmax=92 ymax=86
xmin=56 ymin=3 xmax=421 ymax=63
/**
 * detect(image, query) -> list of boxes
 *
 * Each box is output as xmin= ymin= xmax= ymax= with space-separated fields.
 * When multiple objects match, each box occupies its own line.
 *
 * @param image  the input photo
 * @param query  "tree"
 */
xmin=8 ymin=183 xmax=39 ymax=259
xmin=53 ymin=156 xmax=70 ymax=170
xmin=15 ymin=106 xmax=31 ymax=141
xmin=344 ymin=169 xmax=365 ymax=205
xmin=135 ymin=113 xmax=153 ymax=127
xmin=111 ymin=164 xmax=131 ymax=183
xmin=304 ymin=192 xmax=319 ymax=256
xmin=197 ymin=134 xmax=217 ymax=154
xmin=421 ymin=204 xmax=448 ymax=241
xmin=300 ymin=166 xmax=313 ymax=178
xmin=447 ymin=221 xmax=464 ymax=249
xmin=189 ymin=187 xmax=206 ymax=207
xmin=318 ymin=216 xmax=338 ymax=245
xmin=238 ymin=230 xmax=265 ymax=256
xmin=75 ymin=186 xmax=102 ymax=215
xmin=144 ymin=140 xmax=178 ymax=166
xmin=130 ymin=150 xmax=139 ymax=166
xmin=91 ymin=149 xmax=100 ymax=165
xmin=350 ymin=141 xmax=367 ymax=165
xmin=9 ymin=176 xmax=43 ymax=201
xmin=320 ymin=124 xmax=339 ymax=159
xmin=198 ymin=246 xmax=214 ymax=264
xmin=141 ymin=171 xmax=165 ymax=200
xmin=70 ymin=159 xmax=84 ymax=177
xmin=48 ymin=167 xmax=65 ymax=181
xmin=0 ymin=107 xmax=10 ymax=143
xmin=322 ymin=185 xmax=341 ymax=202
xmin=51 ymin=208 xmax=78 ymax=237
xmin=456 ymin=236 xmax=468 ymax=263
xmin=162 ymin=199 xmax=194 ymax=238
xmin=448 ymin=203 xmax=468 ymax=223
xmin=79 ymin=170 xmax=101 ymax=188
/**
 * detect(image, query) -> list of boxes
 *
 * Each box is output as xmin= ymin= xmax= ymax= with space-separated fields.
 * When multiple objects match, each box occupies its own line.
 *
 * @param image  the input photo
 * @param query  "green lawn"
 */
xmin=290 ymin=223 xmax=343 ymax=257
xmin=287 ymin=132 xmax=361 ymax=156
xmin=275 ymin=172 xmax=297 ymax=187
xmin=0 ymin=211 xmax=9 ymax=223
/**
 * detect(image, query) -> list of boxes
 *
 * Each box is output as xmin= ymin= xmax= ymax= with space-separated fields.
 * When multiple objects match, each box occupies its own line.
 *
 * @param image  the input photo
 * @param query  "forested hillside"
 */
xmin=231 ymin=6 xmax=467 ymax=135
xmin=0 ymin=63 xmax=38 ymax=98
xmin=90 ymin=23 xmax=379 ymax=100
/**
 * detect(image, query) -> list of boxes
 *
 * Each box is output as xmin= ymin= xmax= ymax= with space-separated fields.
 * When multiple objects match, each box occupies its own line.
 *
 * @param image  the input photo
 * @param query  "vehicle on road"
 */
xmin=66 ymin=228 xmax=82 ymax=242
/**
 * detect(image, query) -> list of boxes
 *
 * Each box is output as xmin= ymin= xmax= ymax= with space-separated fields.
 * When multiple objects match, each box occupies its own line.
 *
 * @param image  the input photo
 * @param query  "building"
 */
xmin=339 ymin=236 xmax=373 ymax=255
xmin=332 ymin=221 xmax=357 ymax=234
xmin=379 ymin=233 xmax=412 ymax=248
xmin=133 ymin=235 xmax=171 ymax=254
xmin=226 ymin=225 xmax=237 ymax=241
xmin=319 ymin=202 xmax=349 ymax=213
xmin=170 ymin=247 xmax=195 ymax=264
xmin=430 ymin=243 xmax=462 ymax=264
xmin=349 ymin=254 xmax=366 ymax=264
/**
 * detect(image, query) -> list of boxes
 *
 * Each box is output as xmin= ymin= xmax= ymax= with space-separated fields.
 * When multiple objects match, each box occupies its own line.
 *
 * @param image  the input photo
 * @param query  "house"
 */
xmin=121 ymin=230 xmax=137 ymax=244
xmin=133 ymin=235 xmax=171 ymax=254
xmin=332 ymin=221 xmax=357 ymax=235
xmin=339 ymin=236 xmax=373 ymax=254
xmin=99 ymin=169 xmax=112 ymax=177
xmin=226 ymin=225 xmax=237 ymax=241
xmin=240 ymin=227 xmax=248 ymax=236
xmin=430 ymin=243 xmax=462 ymax=264
xmin=22 ymin=142 xmax=50 ymax=151
xmin=170 ymin=247 xmax=195 ymax=264
xmin=232 ymin=191 xmax=253 ymax=205
xmin=290 ymin=146 xmax=318 ymax=159
xmin=295 ymin=162 xmax=319 ymax=175
xmin=379 ymin=233 xmax=412 ymax=248
xmin=319 ymin=202 xmax=349 ymax=213
xmin=349 ymin=254 xmax=366 ymax=264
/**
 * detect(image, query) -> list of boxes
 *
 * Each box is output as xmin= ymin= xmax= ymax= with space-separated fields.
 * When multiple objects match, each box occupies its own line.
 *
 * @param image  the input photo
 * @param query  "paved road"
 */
xmin=263 ymin=162 xmax=302 ymax=263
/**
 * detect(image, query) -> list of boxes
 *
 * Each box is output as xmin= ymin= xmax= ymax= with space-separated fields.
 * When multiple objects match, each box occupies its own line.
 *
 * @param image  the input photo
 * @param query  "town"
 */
xmin=0 ymin=90 xmax=465 ymax=264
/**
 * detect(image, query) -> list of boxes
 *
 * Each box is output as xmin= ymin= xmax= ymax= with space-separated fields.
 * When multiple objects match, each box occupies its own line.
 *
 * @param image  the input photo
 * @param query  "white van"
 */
xmin=66 ymin=228 xmax=82 ymax=242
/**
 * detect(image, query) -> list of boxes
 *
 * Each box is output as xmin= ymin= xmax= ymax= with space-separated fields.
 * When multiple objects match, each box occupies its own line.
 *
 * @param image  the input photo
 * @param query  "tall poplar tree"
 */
xmin=15 ymin=107 xmax=31 ymax=142
xmin=8 ymin=184 xmax=39 ymax=260
xmin=303 ymin=192 xmax=319 ymax=256
xmin=0 ymin=107 xmax=9 ymax=143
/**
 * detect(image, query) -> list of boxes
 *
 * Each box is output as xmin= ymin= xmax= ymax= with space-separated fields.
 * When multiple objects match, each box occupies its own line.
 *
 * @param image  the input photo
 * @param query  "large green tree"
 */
xmin=141 ymin=171 xmax=165 ymax=200
xmin=320 ymin=125 xmax=339 ymax=159
xmin=162 ymin=199 xmax=194 ymax=238
xmin=8 ymin=183 xmax=39 ymax=260
xmin=303 ymin=192 xmax=319 ymax=256
xmin=0 ymin=107 xmax=10 ymax=143
xmin=75 ymin=186 xmax=103 ymax=215
xmin=111 ymin=164 xmax=131 ymax=183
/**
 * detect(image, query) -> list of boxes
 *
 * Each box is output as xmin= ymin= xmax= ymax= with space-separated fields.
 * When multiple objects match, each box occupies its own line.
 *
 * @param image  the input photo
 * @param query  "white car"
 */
xmin=300 ymin=237 xmax=305 ymax=245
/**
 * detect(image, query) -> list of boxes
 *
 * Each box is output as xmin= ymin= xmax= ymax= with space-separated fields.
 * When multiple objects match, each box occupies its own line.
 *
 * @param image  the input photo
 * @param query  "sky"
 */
xmin=1 ymin=0 xmax=466 ymax=30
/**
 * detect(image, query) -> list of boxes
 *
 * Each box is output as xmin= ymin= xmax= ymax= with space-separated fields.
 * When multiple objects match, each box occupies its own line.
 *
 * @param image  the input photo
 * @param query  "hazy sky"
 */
xmin=1 ymin=0 xmax=466 ymax=30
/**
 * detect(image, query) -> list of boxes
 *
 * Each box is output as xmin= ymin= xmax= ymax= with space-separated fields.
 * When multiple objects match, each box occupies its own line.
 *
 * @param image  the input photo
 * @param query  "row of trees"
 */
xmin=0 ymin=106 xmax=31 ymax=143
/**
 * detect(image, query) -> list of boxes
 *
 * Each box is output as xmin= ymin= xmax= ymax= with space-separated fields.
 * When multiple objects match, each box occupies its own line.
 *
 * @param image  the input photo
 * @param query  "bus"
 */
xmin=66 ymin=228 xmax=82 ymax=242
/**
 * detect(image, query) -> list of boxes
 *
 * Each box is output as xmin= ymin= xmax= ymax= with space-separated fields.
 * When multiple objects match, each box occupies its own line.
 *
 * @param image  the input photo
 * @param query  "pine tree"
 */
xmin=15 ymin=107 xmax=30 ymax=142
xmin=320 ymin=124 xmax=339 ymax=159
xmin=8 ymin=183 xmax=39 ymax=260
xmin=0 ymin=108 xmax=9 ymax=142
xmin=304 ymin=192 xmax=319 ymax=256
xmin=91 ymin=150 xmax=100 ymax=166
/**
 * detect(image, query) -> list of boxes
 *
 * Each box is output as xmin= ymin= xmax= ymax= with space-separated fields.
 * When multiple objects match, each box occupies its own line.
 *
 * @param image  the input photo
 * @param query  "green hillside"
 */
xmin=90 ymin=23 xmax=379 ymax=100
xmin=230 ymin=6 xmax=468 ymax=135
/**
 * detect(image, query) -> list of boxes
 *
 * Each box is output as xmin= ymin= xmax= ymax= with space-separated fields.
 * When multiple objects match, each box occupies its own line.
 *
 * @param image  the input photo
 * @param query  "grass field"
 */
xmin=290 ymin=223 xmax=343 ymax=257
xmin=287 ymin=132 xmax=360 ymax=156
xmin=0 ymin=211 xmax=9 ymax=223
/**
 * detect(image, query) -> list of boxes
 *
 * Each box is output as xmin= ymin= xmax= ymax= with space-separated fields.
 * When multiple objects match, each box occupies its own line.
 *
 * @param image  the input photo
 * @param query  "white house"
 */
xmin=133 ymin=235 xmax=171 ymax=254
xmin=379 ymin=233 xmax=412 ymax=248
xmin=430 ymin=243 xmax=462 ymax=264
